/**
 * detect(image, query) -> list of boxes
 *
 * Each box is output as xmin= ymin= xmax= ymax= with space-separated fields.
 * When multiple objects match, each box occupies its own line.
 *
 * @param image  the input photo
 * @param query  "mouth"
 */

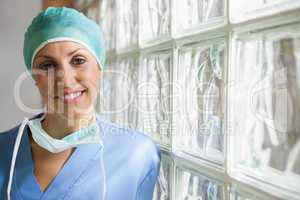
xmin=54 ymin=89 xmax=86 ymax=104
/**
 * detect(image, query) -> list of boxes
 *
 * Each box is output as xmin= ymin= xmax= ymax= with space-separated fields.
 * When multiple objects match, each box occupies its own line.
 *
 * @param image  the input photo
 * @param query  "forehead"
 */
xmin=36 ymin=41 xmax=88 ymax=56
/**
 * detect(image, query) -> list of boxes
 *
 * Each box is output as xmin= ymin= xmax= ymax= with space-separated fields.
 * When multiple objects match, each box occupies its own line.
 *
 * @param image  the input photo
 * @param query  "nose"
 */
xmin=55 ymin=62 xmax=77 ymax=87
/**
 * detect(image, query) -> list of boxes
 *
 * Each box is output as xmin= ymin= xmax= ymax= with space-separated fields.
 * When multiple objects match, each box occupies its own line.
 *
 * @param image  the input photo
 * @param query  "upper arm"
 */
xmin=135 ymin=165 xmax=160 ymax=200
xmin=135 ymin=139 xmax=161 ymax=200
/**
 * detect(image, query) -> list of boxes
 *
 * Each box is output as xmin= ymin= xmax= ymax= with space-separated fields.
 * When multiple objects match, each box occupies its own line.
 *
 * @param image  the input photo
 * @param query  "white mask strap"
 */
xmin=101 ymin=147 xmax=106 ymax=200
xmin=7 ymin=117 xmax=29 ymax=200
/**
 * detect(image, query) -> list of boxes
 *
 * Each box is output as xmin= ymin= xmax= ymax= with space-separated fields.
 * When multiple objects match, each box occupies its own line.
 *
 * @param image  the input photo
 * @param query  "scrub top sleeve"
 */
xmin=135 ymin=167 xmax=159 ymax=200
xmin=135 ymin=147 xmax=161 ymax=200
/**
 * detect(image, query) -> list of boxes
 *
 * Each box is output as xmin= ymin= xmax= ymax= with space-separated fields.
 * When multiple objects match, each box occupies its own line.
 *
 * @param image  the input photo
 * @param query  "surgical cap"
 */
xmin=23 ymin=7 xmax=106 ymax=72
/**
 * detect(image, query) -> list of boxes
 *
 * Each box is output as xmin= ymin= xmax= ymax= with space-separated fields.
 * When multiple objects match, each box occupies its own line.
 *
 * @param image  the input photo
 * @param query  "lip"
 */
xmin=54 ymin=89 xmax=86 ymax=104
xmin=63 ymin=88 xmax=86 ymax=95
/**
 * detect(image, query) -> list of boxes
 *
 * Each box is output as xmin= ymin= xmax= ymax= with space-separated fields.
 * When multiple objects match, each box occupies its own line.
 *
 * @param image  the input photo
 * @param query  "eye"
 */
xmin=38 ymin=62 xmax=56 ymax=70
xmin=72 ymin=56 xmax=86 ymax=65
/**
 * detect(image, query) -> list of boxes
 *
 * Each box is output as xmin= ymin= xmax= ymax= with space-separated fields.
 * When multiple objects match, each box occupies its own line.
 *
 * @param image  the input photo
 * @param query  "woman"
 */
xmin=0 ymin=7 xmax=160 ymax=200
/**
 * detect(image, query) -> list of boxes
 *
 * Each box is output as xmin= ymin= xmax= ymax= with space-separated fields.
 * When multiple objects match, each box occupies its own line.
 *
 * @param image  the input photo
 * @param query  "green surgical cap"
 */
xmin=23 ymin=7 xmax=106 ymax=72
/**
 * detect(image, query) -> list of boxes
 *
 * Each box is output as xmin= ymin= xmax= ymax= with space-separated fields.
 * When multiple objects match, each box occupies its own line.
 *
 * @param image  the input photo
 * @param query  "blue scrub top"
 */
xmin=0 ymin=114 xmax=161 ymax=200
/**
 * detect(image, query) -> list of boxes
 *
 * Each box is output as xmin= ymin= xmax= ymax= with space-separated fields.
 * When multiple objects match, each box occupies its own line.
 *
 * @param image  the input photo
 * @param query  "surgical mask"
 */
xmin=27 ymin=114 xmax=103 ymax=153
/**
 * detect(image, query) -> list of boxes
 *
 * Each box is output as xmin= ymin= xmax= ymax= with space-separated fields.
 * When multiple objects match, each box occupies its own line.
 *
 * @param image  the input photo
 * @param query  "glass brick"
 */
xmin=99 ymin=0 xmax=116 ymax=51
xmin=116 ymin=0 xmax=138 ymax=51
xmin=153 ymin=155 xmax=172 ymax=200
xmin=100 ymin=57 xmax=139 ymax=128
xmin=230 ymin=0 xmax=300 ymax=23
xmin=174 ymin=0 xmax=225 ymax=35
xmin=229 ymin=24 xmax=300 ymax=197
xmin=139 ymin=0 xmax=171 ymax=43
xmin=175 ymin=166 xmax=225 ymax=200
xmin=176 ymin=40 xmax=226 ymax=163
xmin=137 ymin=51 xmax=172 ymax=145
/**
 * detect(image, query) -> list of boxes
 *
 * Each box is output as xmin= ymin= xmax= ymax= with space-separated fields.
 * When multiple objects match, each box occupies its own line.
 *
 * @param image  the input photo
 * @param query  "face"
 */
xmin=32 ymin=41 xmax=101 ymax=120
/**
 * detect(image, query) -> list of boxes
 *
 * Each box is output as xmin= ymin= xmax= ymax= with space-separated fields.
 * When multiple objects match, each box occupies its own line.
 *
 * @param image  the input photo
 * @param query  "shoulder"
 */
xmin=0 ymin=124 xmax=20 ymax=137
xmin=0 ymin=125 xmax=20 ymax=155
xmin=0 ymin=113 xmax=42 ymax=142
xmin=0 ymin=124 xmax=20 ymax=160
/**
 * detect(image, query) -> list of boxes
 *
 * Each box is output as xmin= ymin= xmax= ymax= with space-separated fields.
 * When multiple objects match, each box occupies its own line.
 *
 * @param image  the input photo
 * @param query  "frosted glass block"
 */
xmin=175 ymin=166 xmax=224 ymax=200
xmin=229 ymin=187 xmax=274 ymax=200
xmin=230 ymin=195 xmax=254 ymax=200
xmin=229 ymin=187 xmax=266 ymax=200
xmin=137 ymin=51 xmax=172 ymax=145
xmin=153 ymin=156 xmax=172 ymax=200
xmin=229 ymin=193 xmax=256 ymax=200
xmin=230 ymin=0 xmax=300 ymax=23
xmin=233 ymin=0 xmax=280 ymax=13
xmin=99 ymin=0 xmax=116 ymax=51
xmin=230 ymin=24 xmax=300 ymax=197
xmin=176 ymin=41 xmax=226 ymax=163
xmin=174 ymin=0 xmax=225 ymax=35
xmin=116 ymin=0 xmax=138 ymax=51
xmin=99 ymin=60 xmax=117 ymax=121
xmin=140 ymin=0 xmax=171 ymax=43
xmin=100 ymin=58 xmax=139 ymax=128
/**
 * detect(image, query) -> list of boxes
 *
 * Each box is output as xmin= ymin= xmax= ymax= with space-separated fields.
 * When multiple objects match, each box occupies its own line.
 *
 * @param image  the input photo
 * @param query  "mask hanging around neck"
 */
xmin=27 ymin=114 xmax=103 ymax=153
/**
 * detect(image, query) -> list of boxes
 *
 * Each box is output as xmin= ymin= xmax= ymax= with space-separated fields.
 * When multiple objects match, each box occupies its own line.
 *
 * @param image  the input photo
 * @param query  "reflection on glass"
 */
xmin=232 ymin=30 xmax=300 ymax=187
xmin=229 ymin=187 xmax=263 ymax=200
xmin=177 ymin=42 xmax=225 ymax=162
xmin=140 ymin=0 xmax=171 ymax=42
xmin=230 ymin=193 xmax=255 ymax=200
xmin=99 ymin=0 xmax=116 ymax=51
xmin=100 ymin=58 xmax=139 ymax=128
xmin=137 ymin=52 xmax=171 ymax=144
xmin=230 ymin=0 xmax=290 ymax=22
xmin=117 ymin=0 xmax=138 ymax=50
xmin=175 ymin=167 xmax=224 ymax=200
xmin=153 ymin=158 xmax=171 ymax=200
xmin=175 ymin=0 xmax=224 ymax=33
xmin=234 ymin=0 xmax=282 ymax=13
xmin=99 ymin=60 xmax=116 ymax=121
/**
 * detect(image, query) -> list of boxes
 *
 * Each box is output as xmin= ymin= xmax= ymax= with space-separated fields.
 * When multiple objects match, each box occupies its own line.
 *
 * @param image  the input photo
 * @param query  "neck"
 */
xmin=41 ymin=112 xmax=96 ymax=139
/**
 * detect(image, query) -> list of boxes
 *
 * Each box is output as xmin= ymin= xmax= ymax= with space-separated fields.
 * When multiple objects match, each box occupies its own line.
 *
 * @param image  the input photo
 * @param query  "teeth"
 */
xmin=63 ymin=91 xmax=82 ymax=100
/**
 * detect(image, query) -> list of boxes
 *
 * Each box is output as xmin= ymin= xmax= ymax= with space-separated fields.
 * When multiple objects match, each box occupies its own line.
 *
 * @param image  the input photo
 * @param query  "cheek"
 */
xmin=79 ymin=70 xmax=100 ymax=101
xmin=35 ymin=75 xmax=54 ymax=99
xmin=90 ymin=70 xmax=101 ymax=90
xmin=79 ymin=67 xmax=101 ymax=90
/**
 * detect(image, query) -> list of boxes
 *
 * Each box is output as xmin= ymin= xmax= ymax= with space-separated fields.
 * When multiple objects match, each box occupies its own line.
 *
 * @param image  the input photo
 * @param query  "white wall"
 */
xmin=0 ymin=1 xmax=42 ymax=132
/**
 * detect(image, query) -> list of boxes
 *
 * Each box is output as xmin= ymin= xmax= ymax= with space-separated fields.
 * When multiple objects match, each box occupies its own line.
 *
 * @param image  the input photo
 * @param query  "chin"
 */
xmin=64 ymin=105 xmax=95 ymax=118
xmin=46 ymin=99 xmax=95 ymax=119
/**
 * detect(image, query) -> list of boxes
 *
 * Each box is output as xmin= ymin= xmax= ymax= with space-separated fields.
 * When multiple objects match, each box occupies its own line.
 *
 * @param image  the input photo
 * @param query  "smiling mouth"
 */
xmin=54 ymin=89 xmax=86 ymax=104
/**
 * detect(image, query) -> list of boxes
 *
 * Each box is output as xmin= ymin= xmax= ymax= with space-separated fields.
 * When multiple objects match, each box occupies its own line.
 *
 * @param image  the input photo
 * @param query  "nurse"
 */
xmin=0 ymin=7 xmax=160 ymax=200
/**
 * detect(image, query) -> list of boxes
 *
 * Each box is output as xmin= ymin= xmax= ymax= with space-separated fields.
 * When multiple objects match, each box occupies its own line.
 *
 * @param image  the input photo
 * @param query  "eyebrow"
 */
xmin=36 ymin=48 xmax=86 ymax=59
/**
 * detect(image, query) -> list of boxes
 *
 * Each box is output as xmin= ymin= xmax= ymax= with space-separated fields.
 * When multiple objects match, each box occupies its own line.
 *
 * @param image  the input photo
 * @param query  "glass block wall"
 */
xmin=79 ymin=0 xmax=300 ymax=199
